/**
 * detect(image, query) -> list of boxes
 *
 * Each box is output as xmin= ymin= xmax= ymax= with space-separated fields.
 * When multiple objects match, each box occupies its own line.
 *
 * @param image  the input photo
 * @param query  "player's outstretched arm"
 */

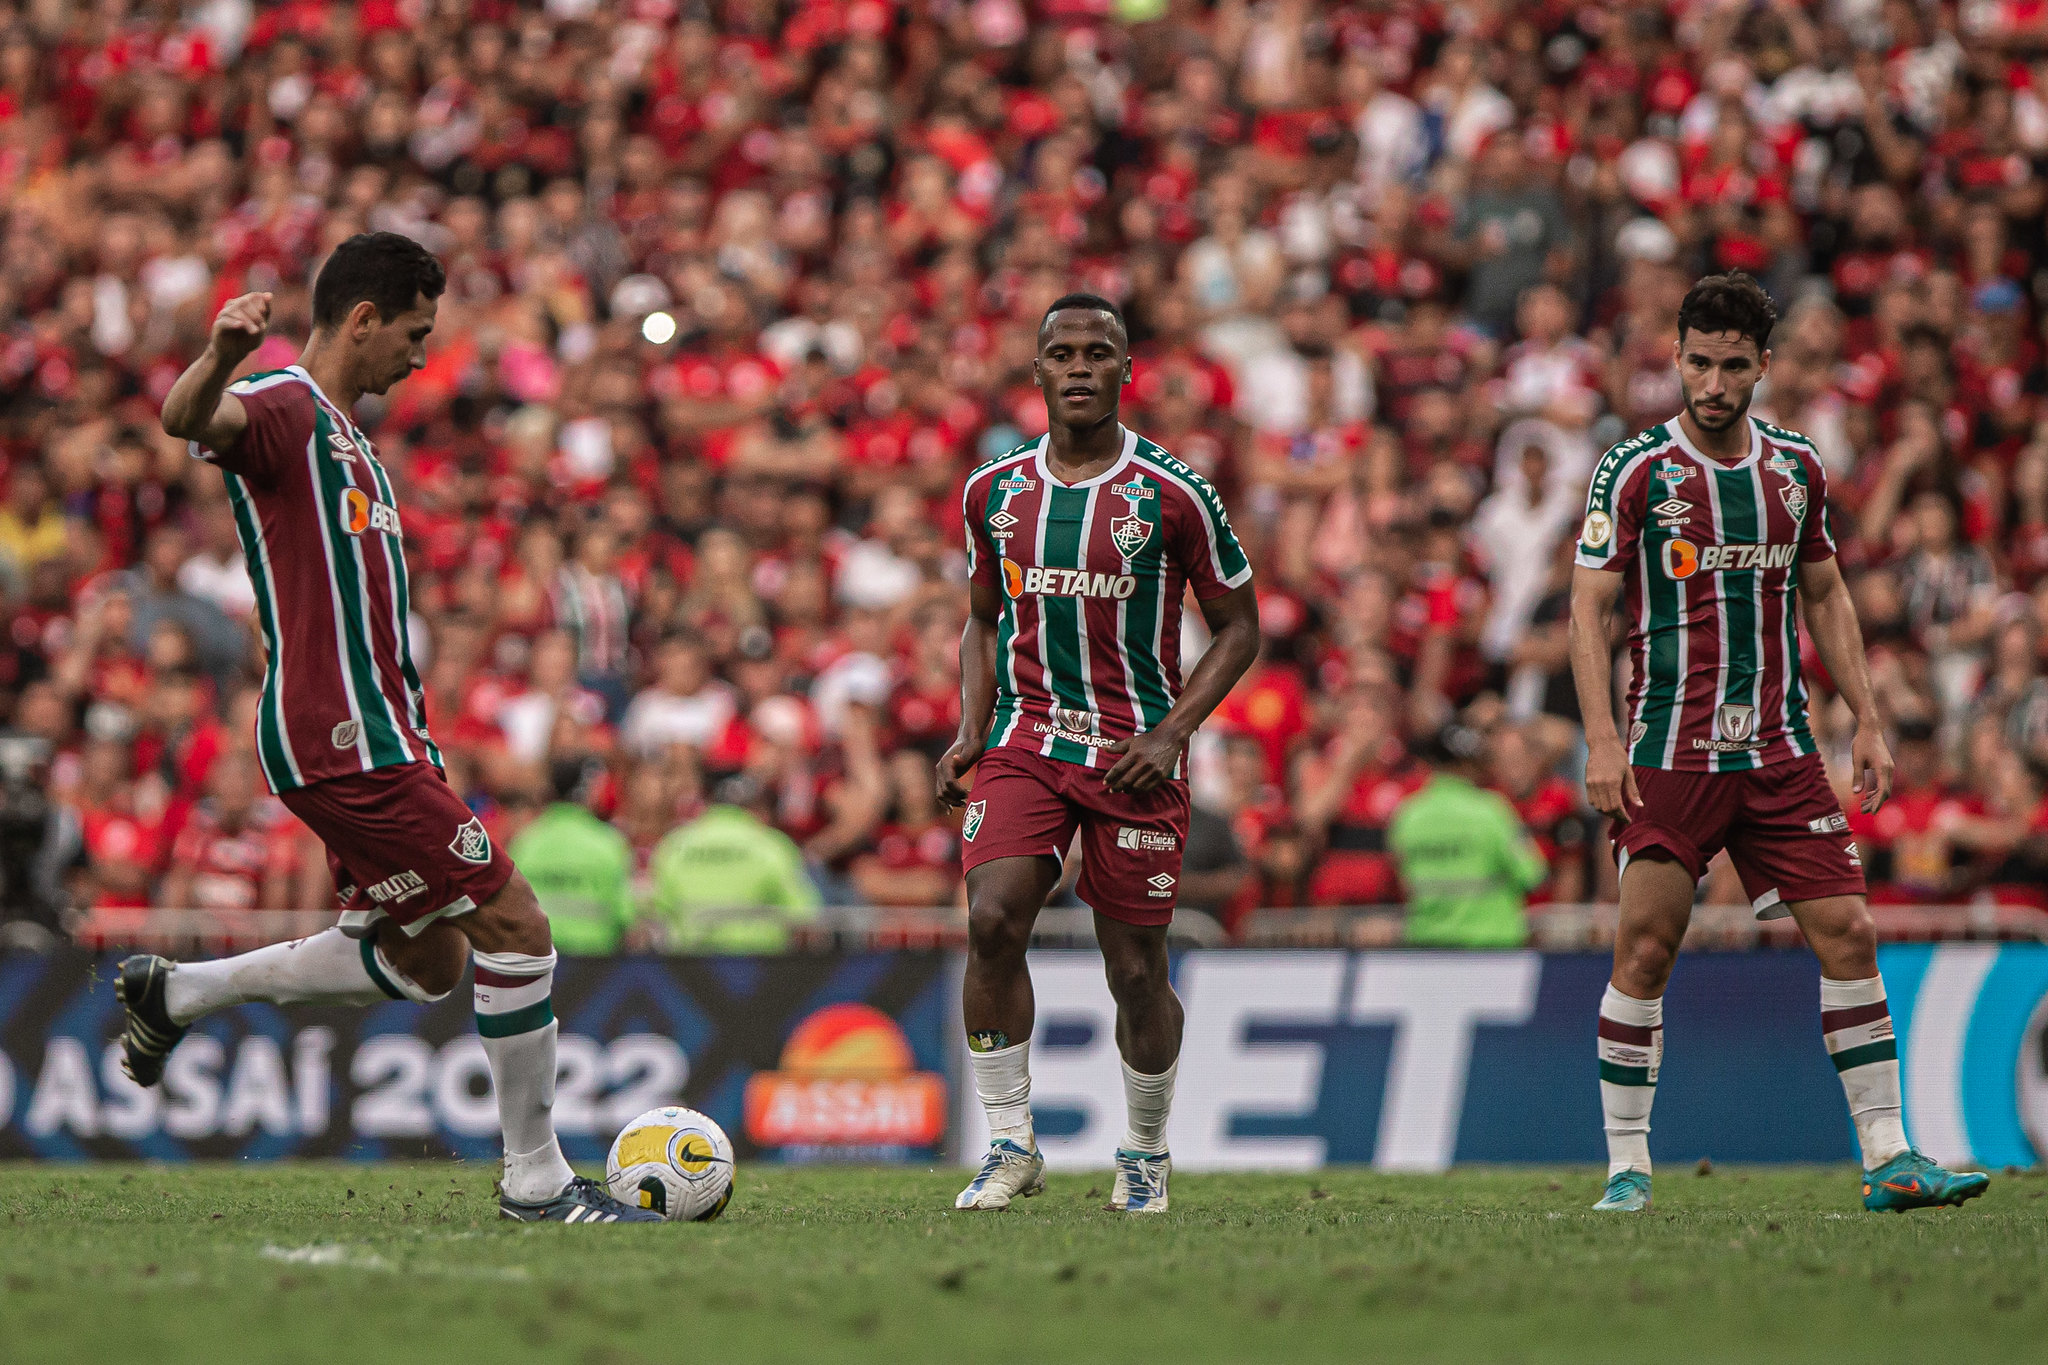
xmin=936 ymin=582 xmax=1003 ymax=808
xmin=1798 ymin=555 xmax=1894 ymax=813
xmin=1104 ymin=581 xmax=1260 ymax=795
xmin=161 ymin=291 xmax=272 ymax=451
xmin=1568 ymin=565 xmax=1642 ymax=820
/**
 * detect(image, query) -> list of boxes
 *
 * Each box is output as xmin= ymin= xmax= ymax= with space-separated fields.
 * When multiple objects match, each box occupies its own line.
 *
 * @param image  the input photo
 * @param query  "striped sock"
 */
xmin=1598 ymin=984 xmax=1663 ymax=1177
xmin=474 ymin=949 xmax=574 ymax=1203
xmin=1820 ymin=975 xmax=1909 ymax=1170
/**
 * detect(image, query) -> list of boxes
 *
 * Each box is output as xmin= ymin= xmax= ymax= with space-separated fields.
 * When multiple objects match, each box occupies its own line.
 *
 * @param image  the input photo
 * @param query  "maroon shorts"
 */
xmin=960 ymin=746 xmax=1191 ymax=927
xmin=1611 ymin=752 xmax=1865 ymax=917
xmin=279 ymin=761 xmax=514 ymax=938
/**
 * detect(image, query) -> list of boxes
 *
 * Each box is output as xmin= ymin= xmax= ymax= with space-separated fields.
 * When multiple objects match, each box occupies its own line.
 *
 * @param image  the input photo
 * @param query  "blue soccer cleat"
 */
xmin=1592 ymin=1170 xmax=1652 ymax=1211
xmin=1861 ymin=1151 xmax=1990 ymax=1212
xmin=955 ymin=1138 xmax=1045 ymax=1210
xmin=499 ymin=1175 xmax=662 ymax=1223
xmin=1110 ymin=1149 xmax=1171 ymax=1213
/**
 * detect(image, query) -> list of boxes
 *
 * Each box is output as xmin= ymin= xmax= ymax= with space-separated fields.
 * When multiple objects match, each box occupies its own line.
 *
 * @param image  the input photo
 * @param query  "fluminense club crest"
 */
xmin=961 ymin=800 xmax=986 ymax=842
xmin=1110 ymin=514 xmax=1151 ymax=557
xmin=449 ymin=817 xmax=493 ymax=865
xmin=1778 ymin=478 xmax=1807 ymax=520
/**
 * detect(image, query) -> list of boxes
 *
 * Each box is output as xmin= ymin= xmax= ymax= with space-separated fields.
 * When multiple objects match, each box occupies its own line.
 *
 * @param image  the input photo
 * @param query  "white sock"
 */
xmin=969 ymin=1038 xmax=1034 ymax=1147
xmin=1121 ymin=1058 xmax=1176 ymax=1155
xmin=475 ymin=949 xmax=575 ymax=1203
xmin=163 ymin=929 xmax=420 ymax=1024
xmin=1598 ymin=983 xmax=1662 ymax=1177
xmin=1821 ymin=975 xmax=1909 ymax=1170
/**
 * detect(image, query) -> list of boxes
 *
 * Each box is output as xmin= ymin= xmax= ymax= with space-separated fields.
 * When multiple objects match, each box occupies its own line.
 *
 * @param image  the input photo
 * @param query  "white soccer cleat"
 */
xmin=955 ymin=1138 xmax=1045 ymax=1210
xmin=1110 ymin=1149 xmax=1170 ymax=1213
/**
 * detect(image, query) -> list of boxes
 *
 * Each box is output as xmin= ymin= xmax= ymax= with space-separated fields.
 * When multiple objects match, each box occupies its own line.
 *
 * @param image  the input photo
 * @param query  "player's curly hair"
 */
xmin=1039 ymin=292 xmax=1127 ymax=345
xmin=1677 ymin=272 xmax=1777 ymax=352
xmin=312 ymin=231 xmax=447 ymax=330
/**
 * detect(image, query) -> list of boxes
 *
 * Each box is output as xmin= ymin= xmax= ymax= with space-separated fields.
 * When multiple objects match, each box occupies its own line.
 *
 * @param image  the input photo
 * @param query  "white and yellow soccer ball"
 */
xmin=605 ymin=1106 xmax=735 ymax=1222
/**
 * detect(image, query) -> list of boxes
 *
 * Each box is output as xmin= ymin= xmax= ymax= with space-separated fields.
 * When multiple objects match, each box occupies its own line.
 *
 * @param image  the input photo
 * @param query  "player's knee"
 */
xmin=1102 ymin=947 xmax=1167 ymax=1005
xmin=1615 ymin=934 xmax=1678 ymax=995
xmin=461 ymin=873 xmax=553 ymax=957
xmin=376 ymin=921 xmax=465 ymax=999
xmin=965 ymin=896 xmax=1031 ymax=964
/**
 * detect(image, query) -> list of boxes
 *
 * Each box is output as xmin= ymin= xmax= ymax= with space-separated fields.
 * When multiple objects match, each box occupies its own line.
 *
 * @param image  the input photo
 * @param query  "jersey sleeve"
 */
xmin=189 ymin=380 xmax=311 ymax=486
xmin=963 ymin=475 xmax=998 ymax=590
xmin=1575 ymin=441 xmax=1651 ymax=573
xmin=1797 ymin=449 xmax=1838 ymax=563
xmin=1169 ymin=470 xmax=1253 ymax=599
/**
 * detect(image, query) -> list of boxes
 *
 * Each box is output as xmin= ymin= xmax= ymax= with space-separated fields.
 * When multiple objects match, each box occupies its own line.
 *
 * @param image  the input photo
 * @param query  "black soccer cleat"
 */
xmin=499 ymin=1175 xmax=663 ymax=1224
xmin=115 ymin=955 xmax=188 ymax=1088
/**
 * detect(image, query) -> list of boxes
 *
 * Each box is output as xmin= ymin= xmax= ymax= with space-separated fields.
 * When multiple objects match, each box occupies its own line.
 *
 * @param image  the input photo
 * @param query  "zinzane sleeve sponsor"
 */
xmin=189 ymin=379 xmax=309 ymax=486
xmin=1171 ymin=470 xmax=1254 ymax=599
xmin=1574 ymin=440 xmax=1649 ymax=573
xmin=1796 ymin=448 xmax=1838 ymax=563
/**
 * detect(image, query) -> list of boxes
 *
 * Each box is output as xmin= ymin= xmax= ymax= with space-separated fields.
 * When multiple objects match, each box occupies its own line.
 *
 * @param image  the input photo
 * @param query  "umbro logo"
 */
xmin=1652 ymin=499 xmax=1691 ymax=518
xmin=1146 ymin=873 xmax=1177 ymax=898
xmin=989 ymin=511 xmax=1018 ymax=530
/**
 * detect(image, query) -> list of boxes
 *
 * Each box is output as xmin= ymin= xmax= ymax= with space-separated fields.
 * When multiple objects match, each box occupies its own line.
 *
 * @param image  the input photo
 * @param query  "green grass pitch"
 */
xmin=1 ymin=1163 xmax=2041 ymax=1363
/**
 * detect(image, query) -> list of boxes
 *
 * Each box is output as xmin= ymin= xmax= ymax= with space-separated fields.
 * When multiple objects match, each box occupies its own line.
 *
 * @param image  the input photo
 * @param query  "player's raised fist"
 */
xmin=208 ymin=292 xmax=273 ymax=365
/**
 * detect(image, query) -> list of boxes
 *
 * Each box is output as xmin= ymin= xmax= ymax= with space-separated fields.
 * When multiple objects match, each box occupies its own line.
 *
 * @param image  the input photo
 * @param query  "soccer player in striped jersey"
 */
xmin=125 ymin=232 xmax=653 ymax=1224
xmin=937 ymin=295 xmax=1260 ymax=1213
xmin=1569 ymin=272 xmax=1988 ymax=1213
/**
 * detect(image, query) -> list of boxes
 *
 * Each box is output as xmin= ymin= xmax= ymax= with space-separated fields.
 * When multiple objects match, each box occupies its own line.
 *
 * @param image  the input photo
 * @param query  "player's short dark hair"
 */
xmin=1676 ymin=272 xmax=1777 ymax=352
xmin=312 ymin=231 xmax=447 ymax=330
xmin=1039 ymin=292 xmax=1126 ymax=345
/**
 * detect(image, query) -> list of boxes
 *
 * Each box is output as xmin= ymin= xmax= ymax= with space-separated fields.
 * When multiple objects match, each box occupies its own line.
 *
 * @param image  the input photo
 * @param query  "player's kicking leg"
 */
xmin=1785 ymin=892 xmax=1988 ymax=1212
xmin=1096 ymin=913 xmax=1178 ymax=1214
xmin=955 ymin=854 xmax=1058 ymax=1210
xmin=1593 ymin=850 xmax=1693 ymax=1211
xmin=118 ymin=762 xmax=655 ymax=1224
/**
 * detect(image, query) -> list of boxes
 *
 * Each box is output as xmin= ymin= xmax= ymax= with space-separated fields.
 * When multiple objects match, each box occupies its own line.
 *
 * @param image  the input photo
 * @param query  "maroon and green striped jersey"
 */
xmin=189 ymin=366 xmax=441 ymax=794
xmin=1575 ymin=414 xmax=1837 ymax=773
xmin=963 ymin=427 xmax=1253 ymax=771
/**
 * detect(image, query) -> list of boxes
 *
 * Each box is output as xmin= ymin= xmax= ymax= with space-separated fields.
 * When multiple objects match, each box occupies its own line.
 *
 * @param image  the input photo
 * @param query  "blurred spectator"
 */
xmin=0 ymin=0 xmax=2036 ymax=938
xmin=0 ymin=732 xmax=84 ymax=940
xmin=158 ymin=750 xmax=303 ymax=912
xmin=508 ymin=756 xmax=636 ymax=956
xmin=849 ymin=750 xmax=959 ymax=909
xmin=1389 ymin=724 xmax=1545 ymax=948
xmin=645 ymin=773 xmax=821 ymax=953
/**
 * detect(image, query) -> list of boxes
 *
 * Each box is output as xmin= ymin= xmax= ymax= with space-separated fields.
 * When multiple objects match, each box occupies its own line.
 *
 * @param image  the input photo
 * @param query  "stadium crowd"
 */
xmin=1 ymin=0 xmax=2046 ymax=946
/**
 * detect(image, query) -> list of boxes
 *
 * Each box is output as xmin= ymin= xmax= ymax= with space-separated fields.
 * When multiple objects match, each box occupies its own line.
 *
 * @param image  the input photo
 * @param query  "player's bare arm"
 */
xmin=1798 ymin=554 xmax=1894 ymax=813
xmin=1103 ymin=581 xmax=1259 ymax=795
xmin=1567 ymin=564 xmax=1642 ymax=819
xmin=936 ymin=580 xmax=1002 ymax=808
xmin=159 ymin=291 xmax=271 ymax=450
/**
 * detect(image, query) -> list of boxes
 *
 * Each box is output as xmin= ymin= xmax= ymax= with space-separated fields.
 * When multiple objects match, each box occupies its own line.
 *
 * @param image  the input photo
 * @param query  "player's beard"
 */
xmin=1687 ymin=389 xmax=1749 ymax=432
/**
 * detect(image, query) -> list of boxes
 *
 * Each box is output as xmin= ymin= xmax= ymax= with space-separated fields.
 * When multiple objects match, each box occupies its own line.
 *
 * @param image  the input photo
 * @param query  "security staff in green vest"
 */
xmin=646 ymin=773 xmax=821 ymax=953
xmin=507 ymin=757 xmax=637 ymax=955
xmin=1388 ymin=724 xmax=1547 ymax=948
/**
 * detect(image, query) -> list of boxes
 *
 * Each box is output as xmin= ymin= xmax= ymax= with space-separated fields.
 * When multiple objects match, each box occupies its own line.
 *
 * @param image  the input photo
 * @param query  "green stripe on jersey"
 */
xmin=224 ymin=472 xmax=300 ymax=791
xmin=1038 ymin=486 xmax=1093 ymax=765
xmin=1633 ymin=512 xmax=1685 ymax=768
xmin=309 ymin=408 xmax=412 ymax=768
xmin=1119 ymin=472 xmax=1172 ymax=731
xmin=1712 ymin=466 xmax=1762 ymax=773
xmin=356 ymin=446 xmax=441 ymax=769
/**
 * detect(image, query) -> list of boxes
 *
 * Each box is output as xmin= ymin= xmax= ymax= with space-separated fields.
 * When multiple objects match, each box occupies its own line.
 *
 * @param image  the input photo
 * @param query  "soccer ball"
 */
xmin=606 ymin=1106 xmax=736 ymax=1222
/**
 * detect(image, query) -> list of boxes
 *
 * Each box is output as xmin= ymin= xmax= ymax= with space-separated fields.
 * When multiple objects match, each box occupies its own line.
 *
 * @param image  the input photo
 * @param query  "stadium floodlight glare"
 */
xmin=641 ymin=311 xmax=677 ymax=344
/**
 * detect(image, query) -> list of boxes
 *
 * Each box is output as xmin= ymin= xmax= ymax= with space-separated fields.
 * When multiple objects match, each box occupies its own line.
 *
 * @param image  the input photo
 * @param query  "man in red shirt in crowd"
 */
xmin=158 ymin=750 xmax=306 ymax=913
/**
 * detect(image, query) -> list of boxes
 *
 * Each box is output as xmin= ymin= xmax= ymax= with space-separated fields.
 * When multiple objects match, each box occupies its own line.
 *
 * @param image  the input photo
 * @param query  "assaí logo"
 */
xmin=743 ymin=1003 xmax=946 ymax=1157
